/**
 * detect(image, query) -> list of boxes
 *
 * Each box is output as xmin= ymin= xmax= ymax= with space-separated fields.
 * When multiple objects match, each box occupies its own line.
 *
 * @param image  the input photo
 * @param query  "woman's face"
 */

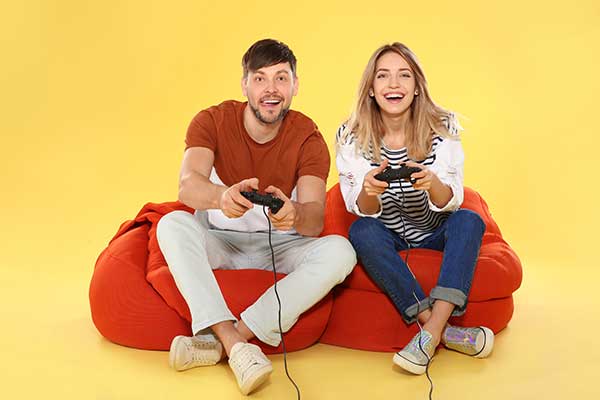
xmin=371 ymin=51 xmax=417 ymax=118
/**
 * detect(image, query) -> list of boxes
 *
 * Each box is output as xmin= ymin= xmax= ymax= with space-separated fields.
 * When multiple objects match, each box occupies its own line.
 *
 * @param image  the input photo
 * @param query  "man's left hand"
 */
xmin=264 ymin=186 xmax=296 ymax=231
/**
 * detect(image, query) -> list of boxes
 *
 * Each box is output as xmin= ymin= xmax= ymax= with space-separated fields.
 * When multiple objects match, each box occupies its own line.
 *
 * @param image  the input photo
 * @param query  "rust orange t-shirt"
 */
xmin=185 ymin=100 xmax=330 ymax=198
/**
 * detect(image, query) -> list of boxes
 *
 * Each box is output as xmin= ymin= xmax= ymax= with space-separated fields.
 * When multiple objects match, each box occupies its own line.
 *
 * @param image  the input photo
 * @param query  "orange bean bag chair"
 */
xmin=90 ymin=186 xmax=521 ymax=354
xmin=89 ymin=202 xmax=333 ymax=354
xmin=319 ymin=184 xmax=523 ymax=351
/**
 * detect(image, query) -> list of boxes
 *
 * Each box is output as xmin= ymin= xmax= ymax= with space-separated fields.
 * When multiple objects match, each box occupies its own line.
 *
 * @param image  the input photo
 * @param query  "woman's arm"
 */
xmin=335 ymin=128 xmax=386 ymax=217
xmin=406 ymin=138 xmax=465 ymax=212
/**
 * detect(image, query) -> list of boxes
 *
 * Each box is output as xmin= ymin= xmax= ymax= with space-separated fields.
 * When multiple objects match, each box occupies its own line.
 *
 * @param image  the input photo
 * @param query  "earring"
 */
xmin=368 ymin=90 xmax=374 ymax=97
xmin=414 ymin=90 xmax=419 ymax=96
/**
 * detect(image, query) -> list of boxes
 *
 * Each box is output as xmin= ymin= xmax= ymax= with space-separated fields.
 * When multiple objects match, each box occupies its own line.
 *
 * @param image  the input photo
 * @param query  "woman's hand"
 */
xmin=363 ymin=159 xmax=390 ymax=196
xmin=404 ymin=161 xmax=434 ymax=191
xmin=405 ymin=161 xmax=453 ymax=207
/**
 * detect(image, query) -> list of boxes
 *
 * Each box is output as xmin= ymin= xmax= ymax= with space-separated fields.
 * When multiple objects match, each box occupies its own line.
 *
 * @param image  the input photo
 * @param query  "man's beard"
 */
xmin=249 ymin=102 xmax=290 ymax=125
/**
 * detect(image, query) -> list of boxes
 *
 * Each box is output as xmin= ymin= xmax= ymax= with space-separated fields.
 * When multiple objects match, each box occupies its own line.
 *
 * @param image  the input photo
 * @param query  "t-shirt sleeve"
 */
xmin=297 ymin=130 xmax=330 ymax=181
xmin=185 ymin=110 xmax=217 ymax=151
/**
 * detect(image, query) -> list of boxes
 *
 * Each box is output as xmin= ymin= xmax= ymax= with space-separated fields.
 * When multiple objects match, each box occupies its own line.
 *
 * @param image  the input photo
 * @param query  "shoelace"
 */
xmin=185 ymin=339 xmax=219 ymax=363
xmin=397 ymin=333 xmax=434 ymax=366
xmin=189 ymin=348 xmax=213 ymax=363
xmin=190 ymin=339 xmax=216 ymax=349
xmin=412 ymin=333 xmax=434 ymax=356
xmin=230 ymin=346 xmax=266 ymax=377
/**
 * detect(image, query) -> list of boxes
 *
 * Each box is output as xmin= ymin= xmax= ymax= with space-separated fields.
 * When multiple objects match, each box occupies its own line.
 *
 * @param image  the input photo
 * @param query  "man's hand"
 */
xmin=219 ymin=178 xmax=259 ymax=218
xmin=264 ymin=186 xmax=295 ymax=231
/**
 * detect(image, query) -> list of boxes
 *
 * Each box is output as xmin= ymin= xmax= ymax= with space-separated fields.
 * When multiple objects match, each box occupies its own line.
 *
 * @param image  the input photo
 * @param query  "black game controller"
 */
xmin=374 ymin=164 xmax=422 ymax=184
xmin=241 ymin=190 xmax=285 ymax=214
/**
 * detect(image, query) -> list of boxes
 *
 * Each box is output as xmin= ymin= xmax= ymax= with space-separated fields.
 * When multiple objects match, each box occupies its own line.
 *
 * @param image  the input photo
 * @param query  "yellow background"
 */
xmin=1 ymin=1 xmax=599 ymax=399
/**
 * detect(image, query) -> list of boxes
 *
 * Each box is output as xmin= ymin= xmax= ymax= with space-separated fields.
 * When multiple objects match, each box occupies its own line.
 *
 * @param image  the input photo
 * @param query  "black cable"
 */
xmin=397 ymin=178 xmax=434 ymax=400
xmin=262 ymin=206 xmax=301 ymax=400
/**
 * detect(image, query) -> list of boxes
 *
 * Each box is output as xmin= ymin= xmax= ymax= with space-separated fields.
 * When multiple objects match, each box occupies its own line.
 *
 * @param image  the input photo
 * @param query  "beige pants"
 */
xmin=156 ymin=210 xmax=356 ymax=346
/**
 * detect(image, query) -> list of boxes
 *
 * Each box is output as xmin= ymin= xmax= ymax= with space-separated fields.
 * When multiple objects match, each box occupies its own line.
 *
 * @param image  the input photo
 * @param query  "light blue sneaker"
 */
xmin=442 ymin=325 xmax=494 ymax=358
xmin=393 ymin=330 xmax=435 ymax=375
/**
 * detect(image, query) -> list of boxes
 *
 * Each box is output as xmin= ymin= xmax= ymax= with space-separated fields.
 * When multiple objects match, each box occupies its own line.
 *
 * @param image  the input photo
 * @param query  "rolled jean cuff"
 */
xmin=430 ymin=286 xmax=468 ymax=317
xmin=403 ymin=297 xmax=432 ymax=324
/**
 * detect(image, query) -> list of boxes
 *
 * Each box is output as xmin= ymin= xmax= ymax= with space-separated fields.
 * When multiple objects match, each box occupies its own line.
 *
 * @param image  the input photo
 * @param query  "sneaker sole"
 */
xmin=239 ymin=364 xmax=273 ymax=395
xmin=169 ymin=336 xmax=185 ymax=370
xmin=474 ymin=327 xmax=494 ymax=358
xmin=392 ymin=352 xmax=427 ymax=375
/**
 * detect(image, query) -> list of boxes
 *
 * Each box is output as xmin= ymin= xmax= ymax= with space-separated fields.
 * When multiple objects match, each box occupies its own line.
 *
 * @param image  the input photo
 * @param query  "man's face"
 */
xmin=242 ymin=62 xmax=298 ymax=125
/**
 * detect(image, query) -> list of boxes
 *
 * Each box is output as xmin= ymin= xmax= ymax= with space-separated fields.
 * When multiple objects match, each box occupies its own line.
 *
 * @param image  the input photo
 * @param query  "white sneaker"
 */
xmin=228 ymin=342 xmax=273 ymax=395
xmin=169 ymin=334 xmax=223 ymax=371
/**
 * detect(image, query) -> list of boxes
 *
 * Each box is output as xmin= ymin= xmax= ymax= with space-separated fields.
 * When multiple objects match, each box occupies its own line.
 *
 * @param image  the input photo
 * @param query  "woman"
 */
xmin=336 ymin=42 xmax=494 ymax=375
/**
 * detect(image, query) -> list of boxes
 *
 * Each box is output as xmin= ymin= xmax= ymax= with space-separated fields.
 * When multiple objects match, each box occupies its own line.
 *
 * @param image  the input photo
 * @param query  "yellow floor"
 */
xmin=2 ymin=258 xmax=598 ymax=399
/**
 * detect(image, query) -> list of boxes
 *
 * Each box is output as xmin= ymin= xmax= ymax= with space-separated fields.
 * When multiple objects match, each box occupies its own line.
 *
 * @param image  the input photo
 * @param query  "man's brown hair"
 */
xmin=242 ymin=39 xmax=297 ymax=78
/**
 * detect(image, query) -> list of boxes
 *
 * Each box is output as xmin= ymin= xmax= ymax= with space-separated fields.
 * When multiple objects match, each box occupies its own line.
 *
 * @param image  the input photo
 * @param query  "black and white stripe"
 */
xmin=336 ymin=125 xmax=451 ymax=245
xmin=374 ymin=138 xmax=450 ymax=245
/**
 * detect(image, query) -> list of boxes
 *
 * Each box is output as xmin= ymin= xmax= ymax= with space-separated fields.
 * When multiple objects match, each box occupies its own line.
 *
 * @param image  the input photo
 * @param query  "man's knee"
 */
xmin=318 ymin=234 xmax=357 ymax=280
xmin=157 ymin=210 xmax=192 ymax=238
xmin=156 ymin=211 xmax=208 ymax=253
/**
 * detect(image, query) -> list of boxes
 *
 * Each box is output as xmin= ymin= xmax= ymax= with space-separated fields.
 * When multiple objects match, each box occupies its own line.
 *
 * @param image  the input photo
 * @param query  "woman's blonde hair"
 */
xmin=343 ymin=42 xmax=459 ymax=161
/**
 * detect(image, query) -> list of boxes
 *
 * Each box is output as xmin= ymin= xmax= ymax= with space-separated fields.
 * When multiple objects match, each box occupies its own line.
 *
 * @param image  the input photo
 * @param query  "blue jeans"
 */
xmin=348 ymin=209 xmax=485 ymax=324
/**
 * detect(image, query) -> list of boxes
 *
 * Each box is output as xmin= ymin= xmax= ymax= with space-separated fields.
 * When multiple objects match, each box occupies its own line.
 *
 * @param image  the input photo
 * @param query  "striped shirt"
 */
xmin=336 ymin=124 xmax=465 ymax=245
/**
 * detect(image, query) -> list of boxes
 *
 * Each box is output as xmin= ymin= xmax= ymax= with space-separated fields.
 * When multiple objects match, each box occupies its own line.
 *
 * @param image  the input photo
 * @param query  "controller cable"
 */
xmin=262 ymin=206 xmax=301 ymax=400
xmin=395 ymin=176 xmax=435 ymax=400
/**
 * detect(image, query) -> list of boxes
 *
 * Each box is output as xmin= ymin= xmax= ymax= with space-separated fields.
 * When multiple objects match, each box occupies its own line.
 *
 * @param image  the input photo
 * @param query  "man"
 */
xmin=156 ymin=39 xmax=356 ymax=395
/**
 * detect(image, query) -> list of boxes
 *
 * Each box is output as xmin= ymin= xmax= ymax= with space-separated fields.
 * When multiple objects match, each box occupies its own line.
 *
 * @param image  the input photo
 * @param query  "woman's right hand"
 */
xmin=362 ymin=159 xmax=390 ymax=196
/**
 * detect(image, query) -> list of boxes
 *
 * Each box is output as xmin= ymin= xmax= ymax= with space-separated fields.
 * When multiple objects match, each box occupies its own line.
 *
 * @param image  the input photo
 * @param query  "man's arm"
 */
xmin=178 ymin=147 xmax=256 ymax=216
xmin=178 ymin=147 xmax=225 ymax=210
xmin=292 ymin=175 xmax=326 ymax=237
